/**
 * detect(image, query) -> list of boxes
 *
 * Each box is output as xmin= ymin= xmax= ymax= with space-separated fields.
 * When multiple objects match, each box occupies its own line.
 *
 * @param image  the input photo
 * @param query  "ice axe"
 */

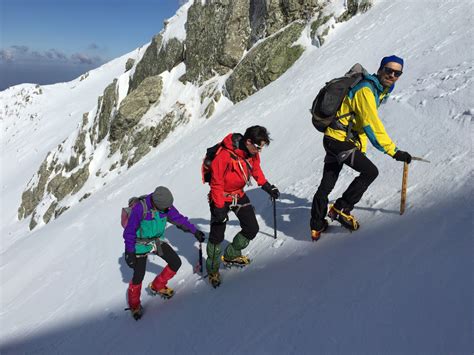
xmin=400 ymin=156 xmax=430 ymax=215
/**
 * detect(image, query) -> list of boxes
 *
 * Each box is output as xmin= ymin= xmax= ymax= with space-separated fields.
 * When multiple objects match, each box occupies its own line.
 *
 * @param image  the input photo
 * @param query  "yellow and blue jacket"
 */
xmin=325 ymin=74 xmax=398 ymax=157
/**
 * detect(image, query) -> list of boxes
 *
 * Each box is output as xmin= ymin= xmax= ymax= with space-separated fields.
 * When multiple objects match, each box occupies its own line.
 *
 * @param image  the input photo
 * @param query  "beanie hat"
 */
xmin=379 ymin=55 xmax=404 ymax=70
xmin=152 ymin=186 xmax=174 ymax=211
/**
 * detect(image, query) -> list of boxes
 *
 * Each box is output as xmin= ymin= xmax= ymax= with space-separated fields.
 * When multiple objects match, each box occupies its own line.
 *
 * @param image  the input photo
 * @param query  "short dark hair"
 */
xmin=243 ymin=125 xmax=271 ymax=146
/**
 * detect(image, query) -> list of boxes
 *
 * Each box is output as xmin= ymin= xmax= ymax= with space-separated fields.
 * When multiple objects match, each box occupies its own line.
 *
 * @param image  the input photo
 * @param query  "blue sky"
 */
xmin=0 ymin=0 xmax=183 ymax=90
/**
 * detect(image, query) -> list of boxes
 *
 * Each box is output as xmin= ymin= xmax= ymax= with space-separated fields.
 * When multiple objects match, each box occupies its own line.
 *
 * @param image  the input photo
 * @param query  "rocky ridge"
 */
xmin=17 ymin=0 xmax=372 ymax=229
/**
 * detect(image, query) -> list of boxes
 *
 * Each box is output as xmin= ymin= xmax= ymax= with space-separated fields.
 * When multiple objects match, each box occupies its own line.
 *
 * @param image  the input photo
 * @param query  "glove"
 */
xmin=393 ymin=150 xmax=412 ymax=164
xmin=212 ymin=207 xmax=228 ymax=223
xmin=262 ymin=182 xmax=280 ymax=199
xmin=194 ymin=230 xmax=206 ymax=243
xmin=125 ymin=251 xmax=136 ymax=269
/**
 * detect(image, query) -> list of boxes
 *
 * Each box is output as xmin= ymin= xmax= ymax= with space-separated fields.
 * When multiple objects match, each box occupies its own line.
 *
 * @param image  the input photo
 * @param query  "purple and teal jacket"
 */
xmin=123 ymin=194 xmax=197 ymax=253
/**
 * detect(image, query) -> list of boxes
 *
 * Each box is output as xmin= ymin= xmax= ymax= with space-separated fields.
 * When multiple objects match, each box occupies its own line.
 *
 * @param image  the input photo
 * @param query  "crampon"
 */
xmin=328 ymin=204 xmax=360 ymax=231
xmin=221 ymin=255 xmax=251 ymax=268
xmin=147 ymin=283 xmax=175 ymax=299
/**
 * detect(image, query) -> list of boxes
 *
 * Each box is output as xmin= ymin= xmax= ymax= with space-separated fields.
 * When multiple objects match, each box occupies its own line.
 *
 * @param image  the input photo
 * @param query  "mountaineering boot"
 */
xmin=148 ymin=265 xmax=176 ymax=299
xmin=311 ymin=219 xmax=329 ymax=242
xmin=221 ymin=254 xmax=250 ymax=267
xmin=328 ymin=204 xmax=360 ymax=231
xmin=223 ymin=232 xmax=250 ymax=260
xmin=208 ymin=272 xmax=221 ymax=288
xmin=206 ymin=242 xmax=222 ymax=275
xmin=127 ymin=282 xmax=143 ymax=320
xmin=148 ymin=284 xmax=174 ymax=299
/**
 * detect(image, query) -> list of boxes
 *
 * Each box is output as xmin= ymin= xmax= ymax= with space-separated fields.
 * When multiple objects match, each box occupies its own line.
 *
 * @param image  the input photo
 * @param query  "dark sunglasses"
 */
xmin=383 ymin=67 xmax=403 ymax=77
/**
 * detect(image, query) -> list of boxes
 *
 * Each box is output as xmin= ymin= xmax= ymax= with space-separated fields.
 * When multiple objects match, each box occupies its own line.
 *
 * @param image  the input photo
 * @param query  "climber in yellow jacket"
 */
xmin=310 ymin=55 xmax=412 ymax=239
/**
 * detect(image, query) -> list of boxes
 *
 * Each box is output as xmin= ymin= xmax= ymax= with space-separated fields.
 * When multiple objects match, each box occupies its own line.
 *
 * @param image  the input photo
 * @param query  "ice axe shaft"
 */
xmin=400 ymin=157 xmax=429 ymax=215
xmin=400 ymin=162 xmax=409 ymax=215
xmin=272 ymin=197 xmax=277 ymax=239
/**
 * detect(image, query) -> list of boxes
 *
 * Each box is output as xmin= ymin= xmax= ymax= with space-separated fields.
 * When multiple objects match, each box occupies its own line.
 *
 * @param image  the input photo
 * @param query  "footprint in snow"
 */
xmin=272 ymin=238 xmax=284 ymax=248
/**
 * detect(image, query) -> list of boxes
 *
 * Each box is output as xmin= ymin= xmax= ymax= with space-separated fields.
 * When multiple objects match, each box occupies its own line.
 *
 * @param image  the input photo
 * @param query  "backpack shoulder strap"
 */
xmin=140 ymin=199 xmax=148 ymax=220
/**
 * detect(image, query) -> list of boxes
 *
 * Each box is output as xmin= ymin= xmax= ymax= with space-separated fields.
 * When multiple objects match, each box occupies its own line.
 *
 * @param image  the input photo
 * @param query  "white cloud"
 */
xmin=0 ymin=45 xmax=105 ymax=65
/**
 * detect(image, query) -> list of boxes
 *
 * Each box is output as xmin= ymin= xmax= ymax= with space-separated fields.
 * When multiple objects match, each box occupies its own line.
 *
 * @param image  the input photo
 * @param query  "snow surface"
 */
xmin=0 ymin=0 xmax=472 ymax=353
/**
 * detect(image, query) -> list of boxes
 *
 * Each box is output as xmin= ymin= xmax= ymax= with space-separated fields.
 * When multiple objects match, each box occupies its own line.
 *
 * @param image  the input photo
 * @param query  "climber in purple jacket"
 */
xmin=123 ymin=186 xmax=205 ymax=319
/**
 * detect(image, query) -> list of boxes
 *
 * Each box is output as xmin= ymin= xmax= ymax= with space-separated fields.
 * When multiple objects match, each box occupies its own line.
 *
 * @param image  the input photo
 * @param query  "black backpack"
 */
xmin=310 ymin=63 xmax=368 ymax=132
xmin=201 ymin=143 xmax=222 ymax=183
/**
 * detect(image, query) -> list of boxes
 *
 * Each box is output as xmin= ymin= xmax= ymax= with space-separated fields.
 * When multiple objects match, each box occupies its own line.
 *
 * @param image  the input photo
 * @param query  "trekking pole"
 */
xmin=400 ymin=162 xmax=409 ymax=215
xmin=272 ymin=197 xmax=277 ymax=239
xmin=198 ymin=242 xmax=203 ymax=274
xmin=194 ymin=242 xmax=203 ymax=275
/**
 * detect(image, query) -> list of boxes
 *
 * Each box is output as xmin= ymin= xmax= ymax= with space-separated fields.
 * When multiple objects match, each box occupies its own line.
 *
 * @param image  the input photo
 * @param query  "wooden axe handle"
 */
xmin=400 ymin=162 xmax=409 ymax=215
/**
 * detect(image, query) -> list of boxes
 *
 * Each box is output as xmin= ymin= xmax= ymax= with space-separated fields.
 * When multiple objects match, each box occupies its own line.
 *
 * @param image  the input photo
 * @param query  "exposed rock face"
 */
xmin=249 ymin=0 xmax=268 ymax=45
xmin=110 ymin=75 xmax=163 ymax=142
xmin=113 ymin=102 xmax=191 ymax=168
xmin=265 ymin=0 xmax=319 ymax=35
xmin=310 ymin=12 xmax=332 ymax=46
xmin=96 ymin=80 xmax=118 ymax=143
xmin=17 ymin=0 xmax=373 ymax=230
xmin=43 ymin=202 xmax=58 ymax=224
xmin=129 ymin=35 xmax=184 ymax=92
xmin=184 ymin=0 xmax=251 ymax=83
xmin=18 ymin=160 xmax=53 ymax=220
xmin=338 ymin=0 xmax=372 ymax=22
xmin=46 ymin=163 xmax=90 ymax=200
xmin=125 ymin=58 xmax=135 ymax=72
xmin=225 ymin=21 xmax=306 ymax=103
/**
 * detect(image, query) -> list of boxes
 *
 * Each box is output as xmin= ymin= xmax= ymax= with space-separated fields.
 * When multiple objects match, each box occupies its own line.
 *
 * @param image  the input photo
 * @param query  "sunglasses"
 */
xmin=382 ymin=67 xmax=403 ymax=77
xmin=252 ymin=142 xmax=264 ymax=151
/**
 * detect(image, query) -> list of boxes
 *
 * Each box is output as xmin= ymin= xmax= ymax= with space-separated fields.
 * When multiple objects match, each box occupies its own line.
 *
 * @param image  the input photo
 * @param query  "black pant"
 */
xmin=209 ymin=194 xmax=259 ymax=244
xmin=132 ymin=242 xmax=182 ymax=284
xmin=310 ymin=137 xmax=379 ymax=230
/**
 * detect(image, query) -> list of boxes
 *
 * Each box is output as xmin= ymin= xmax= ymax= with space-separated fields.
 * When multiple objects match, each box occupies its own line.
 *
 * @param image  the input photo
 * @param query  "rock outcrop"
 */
xmin=17 ymin=0 xmax=373 ymax=229
xmin=225 ymin=21 xmax=306 ymax=103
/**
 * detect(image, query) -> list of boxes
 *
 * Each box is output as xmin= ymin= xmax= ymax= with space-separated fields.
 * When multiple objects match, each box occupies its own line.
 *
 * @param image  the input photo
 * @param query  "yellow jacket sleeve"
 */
xmin=352 ymin=87 xmax=397 ymax=156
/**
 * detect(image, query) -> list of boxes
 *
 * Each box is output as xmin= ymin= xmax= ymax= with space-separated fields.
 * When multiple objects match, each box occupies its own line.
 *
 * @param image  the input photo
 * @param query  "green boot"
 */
xmin=224 ymin=232 xmax=250 ymax=261
xmin=206 ymin=242 xmax=222 ymax=274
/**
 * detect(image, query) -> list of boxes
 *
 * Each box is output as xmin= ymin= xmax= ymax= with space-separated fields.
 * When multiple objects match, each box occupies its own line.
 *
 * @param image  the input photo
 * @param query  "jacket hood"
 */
xmin=221 ymin=133 xmax=250 ymax=159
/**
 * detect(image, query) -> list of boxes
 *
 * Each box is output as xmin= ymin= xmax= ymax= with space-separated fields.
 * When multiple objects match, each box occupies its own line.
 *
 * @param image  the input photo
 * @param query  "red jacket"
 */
xmin=210 ymin=133 xmax=267 ymax=208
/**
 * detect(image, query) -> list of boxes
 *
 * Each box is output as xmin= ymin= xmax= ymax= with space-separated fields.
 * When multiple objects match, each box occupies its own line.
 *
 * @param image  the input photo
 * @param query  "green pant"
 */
xmin=206 ymin=242 xmax=222 ymax=274
xmin=206 ymin=233 xmax=250 ymax=273
xmin=224 ymin=232 xmax=250 ymax=260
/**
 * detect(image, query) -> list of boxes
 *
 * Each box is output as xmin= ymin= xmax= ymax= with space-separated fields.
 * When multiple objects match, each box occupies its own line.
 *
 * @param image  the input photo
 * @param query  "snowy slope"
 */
xmin=1 ymin=0 xmax=472 ymax=354
xmin=0 ymin=47 xmax=148 ymax=248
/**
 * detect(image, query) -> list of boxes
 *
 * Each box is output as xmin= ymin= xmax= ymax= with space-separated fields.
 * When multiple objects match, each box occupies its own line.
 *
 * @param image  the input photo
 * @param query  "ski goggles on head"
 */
xmin=382 ymin=67 xmax=403 ymax=77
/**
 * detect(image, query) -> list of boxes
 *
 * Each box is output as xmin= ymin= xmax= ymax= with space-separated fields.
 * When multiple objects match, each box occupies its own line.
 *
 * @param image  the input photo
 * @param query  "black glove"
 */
xmin=212 ymin=207 xmax=228 ymax=223
xmin=393 ymin=150 xmax=412 ymax=164
xmin=125 ymin=251 xmax=136 ymax=269
xmin=194 ymin=230 xmax=206 ymax=243
xmin=262 ymin=182 xmax=280 ymax=199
